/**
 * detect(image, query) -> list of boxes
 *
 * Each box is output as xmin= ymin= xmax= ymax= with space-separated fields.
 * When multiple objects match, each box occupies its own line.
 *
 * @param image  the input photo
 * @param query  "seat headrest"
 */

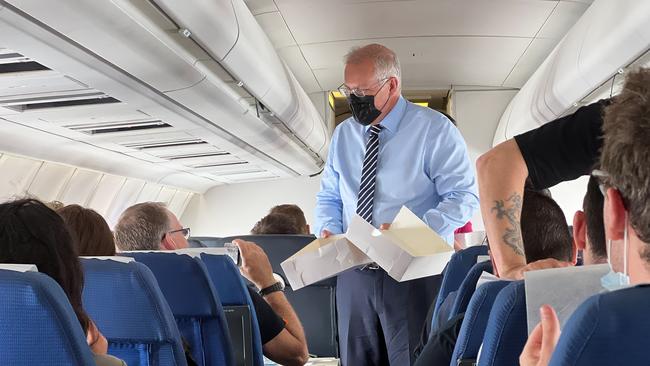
xmin=80 ymin=256 xmax=134 ymax=263
xmin=120 ymin=252 xmax=221 ymax=317
xmin=549 ymin=284 xmax=650 ymax=365
xmin=0 ymin=270 xmax=95 ymax=364
xmin=0 ymin=264 xmax=37 ymax=272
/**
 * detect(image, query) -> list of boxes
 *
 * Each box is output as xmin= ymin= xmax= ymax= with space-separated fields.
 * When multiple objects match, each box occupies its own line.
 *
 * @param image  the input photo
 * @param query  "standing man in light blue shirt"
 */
xmin=314 ymin=44 xmax=478 ymax=366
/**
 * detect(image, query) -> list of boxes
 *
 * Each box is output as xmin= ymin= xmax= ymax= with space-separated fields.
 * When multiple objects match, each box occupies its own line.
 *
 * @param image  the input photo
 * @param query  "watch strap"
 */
xmin=259 ymin=282 xmax=284 ymax=296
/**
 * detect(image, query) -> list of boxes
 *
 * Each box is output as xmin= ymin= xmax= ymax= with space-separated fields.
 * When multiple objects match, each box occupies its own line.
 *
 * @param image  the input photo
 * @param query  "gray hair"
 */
xmin=344 ymin=43 xmax=401 ymax=82
xmin=114 ymin=202 xmax=171 ymax=251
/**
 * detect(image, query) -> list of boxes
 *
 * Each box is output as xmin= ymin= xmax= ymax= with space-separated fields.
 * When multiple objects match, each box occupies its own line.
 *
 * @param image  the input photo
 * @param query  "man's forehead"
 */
xmin=344 ymin=60 xmax=376 ymax=88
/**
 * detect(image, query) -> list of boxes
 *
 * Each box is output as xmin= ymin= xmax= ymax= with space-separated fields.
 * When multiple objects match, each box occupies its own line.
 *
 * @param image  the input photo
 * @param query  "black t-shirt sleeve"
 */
xmin=514 ymin=99 xmax=610 ymax=189
xmin=247 ymin=286 xmax=286 ymax=344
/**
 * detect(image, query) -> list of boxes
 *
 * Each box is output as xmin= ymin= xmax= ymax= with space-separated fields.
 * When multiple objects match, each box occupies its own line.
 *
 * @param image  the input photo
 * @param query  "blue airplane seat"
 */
xmin=200 ymin=253 xmax=264 ymax=366
xmin=549 ymin=284 xmax=650 ymax=365
xmin=123 ymin=252 xmax=234 ymax=366
xmin=0 ymin=269 xmax=96 ymax=365
xmin=448 ymin=260 xmax=494 ymax=320
xmin=478 ymin=281 xmax=527 ymax=366
xmin=433 ymin=246 xmax=489 ymax=324
xmin=81 ymin=258 xmax=188 ymax=366
xmin=194 ymin=234 xmax=338 ymax=357
xmin=450 ymin=280 xmax=510 ymax=366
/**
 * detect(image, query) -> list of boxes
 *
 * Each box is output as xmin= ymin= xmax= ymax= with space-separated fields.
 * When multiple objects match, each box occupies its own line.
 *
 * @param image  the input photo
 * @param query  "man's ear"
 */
xmin=160 ymin=235 xmax=175 ymax=250
xmin=571 ymin=210 xmax=587 ymax=265
xmin=305 ymin=224 xmax=311 ymax=235
xmin=604 ymin=188 xmax=627 ymax=241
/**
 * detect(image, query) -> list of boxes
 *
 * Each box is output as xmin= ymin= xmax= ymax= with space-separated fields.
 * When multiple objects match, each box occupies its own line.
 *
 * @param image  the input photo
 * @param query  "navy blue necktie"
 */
xmin=356 ymin=124 xmax=383 ymax=224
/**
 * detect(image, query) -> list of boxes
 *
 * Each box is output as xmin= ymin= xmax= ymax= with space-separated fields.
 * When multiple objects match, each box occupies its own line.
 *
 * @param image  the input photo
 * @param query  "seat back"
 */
xmin=451 ymin=280 xmax=510 ymax=366
xmin=449 ymin=260 xmax=494 ymax=319
xmin=200 ymin=254 xmax=264 ymax=366
xmin=549 ymin=285 xmax=650 ymax=365
xmin=123 ymin=252 xmax=234 ymax=366
xmin=478 ymin=281 xmax=527 ymax=366
xmin=195 ymin=235 xmax=338 ymax=357
xmin=433 ymin=246 xmax=488 ymax=321
xmin=0 ymin=269 xmax=96 ymax=365
xmin=81 ymin=258 xmax=188 ymax=366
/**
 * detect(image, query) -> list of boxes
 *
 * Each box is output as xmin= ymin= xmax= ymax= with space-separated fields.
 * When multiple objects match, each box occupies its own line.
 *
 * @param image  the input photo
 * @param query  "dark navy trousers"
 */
xmin=336 ymin=268 xmax=439 ymax=366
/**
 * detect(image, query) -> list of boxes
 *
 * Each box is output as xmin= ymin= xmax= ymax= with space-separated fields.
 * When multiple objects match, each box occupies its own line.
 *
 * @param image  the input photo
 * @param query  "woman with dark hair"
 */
xmin=0 ymin=199 xmax=125 ymax=366
xmin=57 ymin=204 xmax=116 ymax=256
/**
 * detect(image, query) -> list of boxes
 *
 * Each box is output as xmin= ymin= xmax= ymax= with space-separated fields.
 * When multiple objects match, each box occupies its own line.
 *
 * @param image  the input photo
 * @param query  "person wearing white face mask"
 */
xmin=519 ymin=67 xmax=650 ymax=366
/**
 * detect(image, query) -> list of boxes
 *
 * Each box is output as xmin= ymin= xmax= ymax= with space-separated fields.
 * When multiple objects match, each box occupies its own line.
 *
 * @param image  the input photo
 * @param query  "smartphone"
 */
xmin=223 ymin=242 xmax=242 ymax=267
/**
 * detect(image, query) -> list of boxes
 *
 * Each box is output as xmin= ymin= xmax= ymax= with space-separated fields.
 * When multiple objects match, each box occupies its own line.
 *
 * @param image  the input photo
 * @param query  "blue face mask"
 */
xmin=600 ymin=215 xmax=631 ymax=291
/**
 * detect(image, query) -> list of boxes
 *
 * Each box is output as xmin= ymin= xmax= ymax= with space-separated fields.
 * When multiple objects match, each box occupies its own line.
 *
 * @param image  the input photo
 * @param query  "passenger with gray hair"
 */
xmin=114 ymin=202 xmax=189 ymax=251
xmin=114 ymin=202 xmax=309 ymax=366
xmin=314 ymin=43 xmax=478 ymax=365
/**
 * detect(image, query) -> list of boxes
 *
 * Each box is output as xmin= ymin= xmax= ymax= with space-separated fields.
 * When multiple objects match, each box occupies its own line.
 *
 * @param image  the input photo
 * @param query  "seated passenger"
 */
xmin=520 ymin=68 xmax=650 ymax=366
xmin=57 ymin=204 xmax=116 ymax=256
xmin=571 ymin=176 xmax=607 ymax=266
xmin=251 ymin=212 xmax=306 ymax=235
xmin=0 ymin=199 xmax=125 ymax=366
xmin=414 ymin=189 xmax=575 ymax=366
xmin=114 ymin=202 xmax=309 ymax=366
xmin=252 ymin=204 xmax=310 ymax=235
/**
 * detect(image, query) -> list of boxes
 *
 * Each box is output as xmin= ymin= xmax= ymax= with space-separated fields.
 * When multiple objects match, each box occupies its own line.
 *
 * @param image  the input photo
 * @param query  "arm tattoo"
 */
xmin=491 ymin=193 xmax=525 ymax=257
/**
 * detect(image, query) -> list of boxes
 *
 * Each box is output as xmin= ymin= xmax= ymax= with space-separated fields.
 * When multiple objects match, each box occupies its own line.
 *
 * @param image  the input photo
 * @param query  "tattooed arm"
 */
xmin=477 ymin=140 xmax=528 ymax=278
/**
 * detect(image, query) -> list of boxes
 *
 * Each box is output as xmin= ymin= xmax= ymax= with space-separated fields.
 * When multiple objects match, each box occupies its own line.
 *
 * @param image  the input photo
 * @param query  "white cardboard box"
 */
xmin=281 ymin=234 xmax=372 ymax=290
xmin=346 ymin=207 xmax=454 ymax=282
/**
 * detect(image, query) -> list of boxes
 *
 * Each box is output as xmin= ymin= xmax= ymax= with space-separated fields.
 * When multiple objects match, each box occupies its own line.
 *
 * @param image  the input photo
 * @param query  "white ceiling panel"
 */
xmin=27 ymin=162 xmax=75 ymax=202
xmin=105 ymin=178 xmax=146 ymax=227
xmin=0 ymin=72 xmax=88 ymax=98
xmin=87 ymin=174 xmax=126 ymax=215
xmin=137 ymin=183 xmax=164 ymax=202
xmin=304 ymin=37 xmax=531 ymax=89
xmin=275 ymin=0 xmax=555 ymax=44
xmin=36 ymin=105 xmax=152 ymax=126
xmin=58 ymin=169 xmax=102 ymax=205
xmin=277 ymin=46 xmax=322 ymax=93
xmin=502 ymin=37 xmax=559 ymax=87
xmin=168 ymin=190 xmax=191 ymax=217
xmin=156 ymin=187 xmax=177 ymax=206
xmin=537 ymin=1 xmax=591 ymax=39
xmin=0 ymin=155 xmax=41 ymax=201
xmin=243 ymin=0 xmax=279 ymax=15
xmin=254 ymin=12 xmax=297 ymax=49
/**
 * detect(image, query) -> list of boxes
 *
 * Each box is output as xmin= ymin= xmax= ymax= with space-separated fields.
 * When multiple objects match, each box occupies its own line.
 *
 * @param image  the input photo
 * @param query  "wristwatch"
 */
xmin=259 ymin=281 xmax=285 ymax=296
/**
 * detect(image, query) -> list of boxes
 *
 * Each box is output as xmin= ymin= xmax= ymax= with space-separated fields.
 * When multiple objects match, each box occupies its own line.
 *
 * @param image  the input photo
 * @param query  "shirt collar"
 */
xmin=364 ymin=96 xmax=406 ymax=134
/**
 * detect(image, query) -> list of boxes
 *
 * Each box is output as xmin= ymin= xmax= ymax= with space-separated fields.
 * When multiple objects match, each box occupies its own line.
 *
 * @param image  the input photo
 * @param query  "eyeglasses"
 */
xmin=167 ymin=227 xmax=191 ymax=240
xmin=338 ymin=78 xmax=389 ymax=98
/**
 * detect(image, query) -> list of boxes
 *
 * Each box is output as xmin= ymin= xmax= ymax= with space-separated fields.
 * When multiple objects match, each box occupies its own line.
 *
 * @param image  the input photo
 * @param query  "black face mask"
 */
xmin=348 ymin=94 xmax=382 ymax=126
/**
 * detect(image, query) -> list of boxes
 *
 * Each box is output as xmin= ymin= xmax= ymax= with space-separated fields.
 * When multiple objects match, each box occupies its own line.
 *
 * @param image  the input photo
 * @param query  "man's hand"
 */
xmin=233 ymin=239 xmax=276 ymax=290
xmin=520 ymin=305 xmax=561 ymax=366
xmin=321 ymin=229 xmax=333 ymax=238
xmin=379 ymin=223 xmax=391 ymax=230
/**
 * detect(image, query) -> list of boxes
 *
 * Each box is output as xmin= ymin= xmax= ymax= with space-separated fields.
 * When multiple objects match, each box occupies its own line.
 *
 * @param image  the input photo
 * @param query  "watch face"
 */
xmin=272 ymin=273 xmax=286 ymax=289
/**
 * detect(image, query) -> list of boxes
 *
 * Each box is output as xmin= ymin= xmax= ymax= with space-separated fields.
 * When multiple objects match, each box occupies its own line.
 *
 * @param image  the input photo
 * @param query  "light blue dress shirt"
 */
xmin=314 ymin=96 xmax=479 ymax=243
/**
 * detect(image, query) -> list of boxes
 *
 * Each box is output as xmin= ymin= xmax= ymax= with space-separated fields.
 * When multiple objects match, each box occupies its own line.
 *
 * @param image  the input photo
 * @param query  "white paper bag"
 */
xmin=281 ymin=234 xmax=372 ymax=290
